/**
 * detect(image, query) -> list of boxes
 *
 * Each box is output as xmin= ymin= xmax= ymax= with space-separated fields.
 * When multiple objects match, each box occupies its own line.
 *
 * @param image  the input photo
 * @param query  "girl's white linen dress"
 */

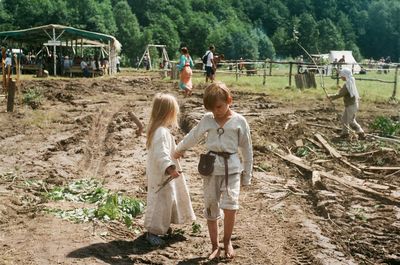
xmin=144 ymin=127 xmax=195 ymax=235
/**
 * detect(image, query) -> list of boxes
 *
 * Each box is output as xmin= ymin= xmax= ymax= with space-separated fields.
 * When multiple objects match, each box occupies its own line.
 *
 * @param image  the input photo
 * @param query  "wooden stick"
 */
xmin=318 ymin=171 xmax=400 ymax=205
xmin=360 ymin=166 xmax=400 ymax=171
xmin=306 ymin=122 xmax=341 ymax=131
xmin=367 ymin=134 xmax=400 ymax=144
xmin=315 ymin=133 xmax=362 ymax=173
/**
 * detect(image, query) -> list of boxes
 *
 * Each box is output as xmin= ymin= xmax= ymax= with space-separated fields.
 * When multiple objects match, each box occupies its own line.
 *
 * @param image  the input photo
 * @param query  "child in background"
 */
xmin=174 ymin=82 xmax=253 ymax=259
xmin=177 ymin=47 xmax=194 ymax=96
xmin=328 ymin=68 xmax=365 ymax=139
xmin=144 ymin=93 xmax=196 ymax=246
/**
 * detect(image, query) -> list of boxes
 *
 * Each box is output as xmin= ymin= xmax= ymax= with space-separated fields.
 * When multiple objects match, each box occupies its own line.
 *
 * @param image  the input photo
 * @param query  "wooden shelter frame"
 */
xmin=137 ymin=44 xmax=169 ymax=70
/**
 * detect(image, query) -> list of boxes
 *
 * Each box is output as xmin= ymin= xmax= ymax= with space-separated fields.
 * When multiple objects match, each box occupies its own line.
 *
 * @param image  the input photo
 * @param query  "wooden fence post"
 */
xmin=269 ymin=62 xmax=272 ymax=76
xmin=235 ymin=61 xmax=239 ymax=81
xmin=7 ymin=79 xmax=15 ymax=112
xmin=289 ymin=62 xmax=293 ymax=87
xmin=171 ymin=62 xmax=178 ymax=80
xmin=263 ymin=60 xmax=267 ymax=86
xmin=391 ymin=65 xmax=399 ymax=100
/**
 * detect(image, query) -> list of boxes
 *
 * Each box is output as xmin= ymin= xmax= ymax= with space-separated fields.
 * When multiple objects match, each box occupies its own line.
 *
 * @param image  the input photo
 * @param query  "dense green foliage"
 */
xmin=0 ymin=0 xmax=398 ymax=65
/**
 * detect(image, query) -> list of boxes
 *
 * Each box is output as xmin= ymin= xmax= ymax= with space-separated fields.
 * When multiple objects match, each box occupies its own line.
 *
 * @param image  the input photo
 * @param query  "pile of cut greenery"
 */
xmin=370 ymin=116 xmax=400 ymax=137
xmin=44 ymin=179 xmax=144 ymax=228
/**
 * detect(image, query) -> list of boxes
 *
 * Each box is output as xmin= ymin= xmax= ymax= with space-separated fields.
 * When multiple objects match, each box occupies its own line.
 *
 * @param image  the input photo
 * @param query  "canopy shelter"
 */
xmin=0 ymin=24 xmax=121 ymax=75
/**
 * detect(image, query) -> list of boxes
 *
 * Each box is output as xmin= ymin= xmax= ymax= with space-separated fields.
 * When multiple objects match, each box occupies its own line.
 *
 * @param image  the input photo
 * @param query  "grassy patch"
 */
xmin=370 ymin=116 xmax=400 ymax=137
xmin=191 ymin=67 xmax=397 ymax=103
xmin=23 ymin=87 xmax=43 ymax=109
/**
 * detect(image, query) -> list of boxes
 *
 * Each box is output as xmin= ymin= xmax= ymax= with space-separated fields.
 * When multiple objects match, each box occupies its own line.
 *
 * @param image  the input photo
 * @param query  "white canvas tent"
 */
xmin=329 ymin=50 xmax=361 ymax=74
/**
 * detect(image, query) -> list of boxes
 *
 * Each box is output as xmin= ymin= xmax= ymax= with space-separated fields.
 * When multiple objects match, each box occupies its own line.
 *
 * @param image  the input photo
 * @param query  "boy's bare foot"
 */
xmin=224 ymin=241 xmax=235 ymax=259
xmin=208 ymin=247 xmax=221 ymax=260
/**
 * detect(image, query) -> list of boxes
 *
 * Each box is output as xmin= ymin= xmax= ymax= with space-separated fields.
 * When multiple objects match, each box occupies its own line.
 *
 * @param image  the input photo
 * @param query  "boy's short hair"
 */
xmin=203 ymin=82 xmax=231 ymax=110
xmin=209 ymin=45 xmax=215 ymax=50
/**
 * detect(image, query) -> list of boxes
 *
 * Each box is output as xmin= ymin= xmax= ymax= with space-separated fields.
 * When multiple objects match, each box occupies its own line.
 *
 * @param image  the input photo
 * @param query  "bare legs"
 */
xmin=207 ymin=209 xmax=237 ymax=259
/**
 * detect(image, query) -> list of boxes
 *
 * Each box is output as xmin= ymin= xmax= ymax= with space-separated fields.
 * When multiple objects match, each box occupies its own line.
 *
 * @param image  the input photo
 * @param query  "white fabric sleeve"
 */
xmin=238 ymin=119 xmax=253 ymax=185
xmin=153 ymin=129 xmax=175 ymax=175
xmin=176 ymin=116 xmax=208 ymax=153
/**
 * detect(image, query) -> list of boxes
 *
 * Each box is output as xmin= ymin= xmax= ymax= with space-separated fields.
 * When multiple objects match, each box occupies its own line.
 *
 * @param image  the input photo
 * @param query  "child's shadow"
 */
xmin=67 ymin=233 xmax=186 ymax=265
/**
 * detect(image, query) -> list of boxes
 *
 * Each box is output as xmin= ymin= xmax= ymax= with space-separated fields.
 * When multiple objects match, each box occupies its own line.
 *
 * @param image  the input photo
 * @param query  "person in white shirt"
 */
xmin=204 ymin=45 xmax=216 ymax=83
xmin=174 ymin=82 xmax=253 ymax=259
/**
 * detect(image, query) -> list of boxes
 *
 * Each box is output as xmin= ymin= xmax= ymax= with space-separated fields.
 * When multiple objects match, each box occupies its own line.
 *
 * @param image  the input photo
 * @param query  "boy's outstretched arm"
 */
xmin=175 ymin=115 xmax=208 ymax=154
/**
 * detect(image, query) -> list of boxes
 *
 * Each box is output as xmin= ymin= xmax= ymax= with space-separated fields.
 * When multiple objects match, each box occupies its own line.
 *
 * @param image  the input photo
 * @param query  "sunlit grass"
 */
xmin=192 ymin=67 xmax=398 ymax=103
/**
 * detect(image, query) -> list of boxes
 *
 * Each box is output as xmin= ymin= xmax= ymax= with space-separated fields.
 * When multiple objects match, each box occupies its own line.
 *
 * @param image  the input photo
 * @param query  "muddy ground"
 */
xmin=0 ymin=73 xmax=399 ymax=265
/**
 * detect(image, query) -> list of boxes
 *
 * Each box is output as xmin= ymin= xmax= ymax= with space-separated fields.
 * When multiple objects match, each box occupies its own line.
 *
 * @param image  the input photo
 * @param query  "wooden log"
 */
xmin=6 ymin=79 xmax=15 ymax=112
xmin=314 ymin=133 xmax=342 ymax=158
xmin=366 ymin=134 xmax=400 ymax=144
xmin=360 ymin=166 xmax=400 ymax=171
xmin=306 ymin=137 xmax=323 ymax=149
xmin=271 ymin=151 xmax=313 ymax=172
xmin=315 ymin=133 xmax=362 ymax=173
xmin=318 ymin=171 xmax=400 ymax=205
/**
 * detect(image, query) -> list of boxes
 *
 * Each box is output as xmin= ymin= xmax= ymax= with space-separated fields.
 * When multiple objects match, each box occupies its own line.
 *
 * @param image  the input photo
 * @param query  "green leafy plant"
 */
xmin=370 ymin=116 xmax=400 ymax=137
xmin=95 ymin=193 xmax=144 ymax=227
xmin=23 ymin=88 xmax=43 ymax=109
xmin=295 ymin=146 xmax=310 ymax=157
xmin=45 ymin=179 xmax=144 ymax=228
xmin=46 ymin=179 xmax=108 ymax=203
xmin=191 ymin=222 xmax=202 ymax=234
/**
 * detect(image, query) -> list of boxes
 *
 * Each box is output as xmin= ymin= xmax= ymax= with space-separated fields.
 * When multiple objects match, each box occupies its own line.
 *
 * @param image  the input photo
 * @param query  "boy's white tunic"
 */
xmin=145 ymin=127 xmax=195 ymax=235
xmin=176 ymin=112 xmax=253 ymax=185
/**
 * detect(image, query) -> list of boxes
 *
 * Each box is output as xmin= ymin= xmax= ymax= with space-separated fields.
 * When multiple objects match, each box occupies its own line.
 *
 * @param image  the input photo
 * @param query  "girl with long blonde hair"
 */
xmin=144 ymin=93 xmax=195 ymax=246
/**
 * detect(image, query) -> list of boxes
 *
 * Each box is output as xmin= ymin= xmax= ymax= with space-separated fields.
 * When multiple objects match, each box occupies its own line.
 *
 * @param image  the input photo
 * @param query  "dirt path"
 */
xmin=0 ymin=74 xmax=399 ymax=265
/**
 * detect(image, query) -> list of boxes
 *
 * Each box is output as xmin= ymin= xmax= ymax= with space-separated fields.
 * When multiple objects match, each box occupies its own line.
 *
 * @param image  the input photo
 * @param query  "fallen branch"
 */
xmin=342 ymin=149 xmax=392 ymax=157
xmin=384 ymin=169 xmax=400 ymax=178
xmin=367 ymin=134 xmax=400 ymax=144
xmin=360 ymin=166 xmax=400 ymax=171
xmin=270 ymin=151 xmax=313 ymax=172
xmin=306 ymin=122 xmax=341 ymax=131
xmin=314 ymin=133 xmax=362 ymax=173
xmin=318 ymin=171 xmax=400 ymax=205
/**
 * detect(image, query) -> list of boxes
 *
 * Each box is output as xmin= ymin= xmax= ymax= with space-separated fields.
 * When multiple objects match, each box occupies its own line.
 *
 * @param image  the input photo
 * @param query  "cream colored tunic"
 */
xmin=144 ymin=127 xmax=195 ymax=235
xmin=176 ymin=111 xmax=253 ymax=185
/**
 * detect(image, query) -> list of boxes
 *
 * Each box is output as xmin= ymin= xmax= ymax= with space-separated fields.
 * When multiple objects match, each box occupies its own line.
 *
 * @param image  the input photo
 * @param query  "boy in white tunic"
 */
xmin=174 ymin=82 xmax=253 ymax=259
xmin=328 ymin=68 xmax=365 ymax=139
xmin=145 ymin=93 xmax=196 ymax=246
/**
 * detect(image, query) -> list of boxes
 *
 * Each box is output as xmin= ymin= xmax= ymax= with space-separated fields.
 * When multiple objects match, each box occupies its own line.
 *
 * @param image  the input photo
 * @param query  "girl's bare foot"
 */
xmin=224 ymin=241 xmax=235 ymax=259
xmin=208 ymin=247 xmax=221 ymax=260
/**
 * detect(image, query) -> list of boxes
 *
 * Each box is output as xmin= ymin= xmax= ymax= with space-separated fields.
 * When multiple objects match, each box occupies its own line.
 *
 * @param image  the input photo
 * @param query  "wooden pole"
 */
xmin=289 ymin=62 xmax=293 ymax=87
xmin=53 ymin=28 xmax=57 ymax=76
xmin=391 ymin=65 xmax=398 ymax=100
xmin=269 ymin=62 xmax=272 ymax=76
xmin=7 ymin=79 xmax=15 ymax=112
xmin=235 ymin=61 xmax=239 ymax=81
xmin=263 ymin=60 xmax=267 ymax=86
xmin=2 ymin=47 xmax=6 ymax=94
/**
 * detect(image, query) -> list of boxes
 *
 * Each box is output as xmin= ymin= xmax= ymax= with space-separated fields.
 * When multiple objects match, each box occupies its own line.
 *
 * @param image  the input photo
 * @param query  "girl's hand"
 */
xmin=169 ymin=169 xmax=181 ymax=178
xmin=173 ymin=151 xmax=184 ymax=159
xmin=166 ymin=165 xmax=181 ymax=178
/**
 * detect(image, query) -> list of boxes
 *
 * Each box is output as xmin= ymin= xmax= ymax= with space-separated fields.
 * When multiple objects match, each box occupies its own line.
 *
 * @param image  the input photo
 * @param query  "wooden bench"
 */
xmin=64 ymin=65 xmax=103 ymax=77
xmin=64 ymin=66 xmax=83 ymax=77
xmin=21 ymin=64 xmax=40 ymax=74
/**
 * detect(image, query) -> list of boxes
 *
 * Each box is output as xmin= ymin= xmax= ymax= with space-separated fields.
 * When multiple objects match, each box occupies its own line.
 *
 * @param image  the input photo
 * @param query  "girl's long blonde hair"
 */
xmin=146 ymin=93 xmax=179 ymax=149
